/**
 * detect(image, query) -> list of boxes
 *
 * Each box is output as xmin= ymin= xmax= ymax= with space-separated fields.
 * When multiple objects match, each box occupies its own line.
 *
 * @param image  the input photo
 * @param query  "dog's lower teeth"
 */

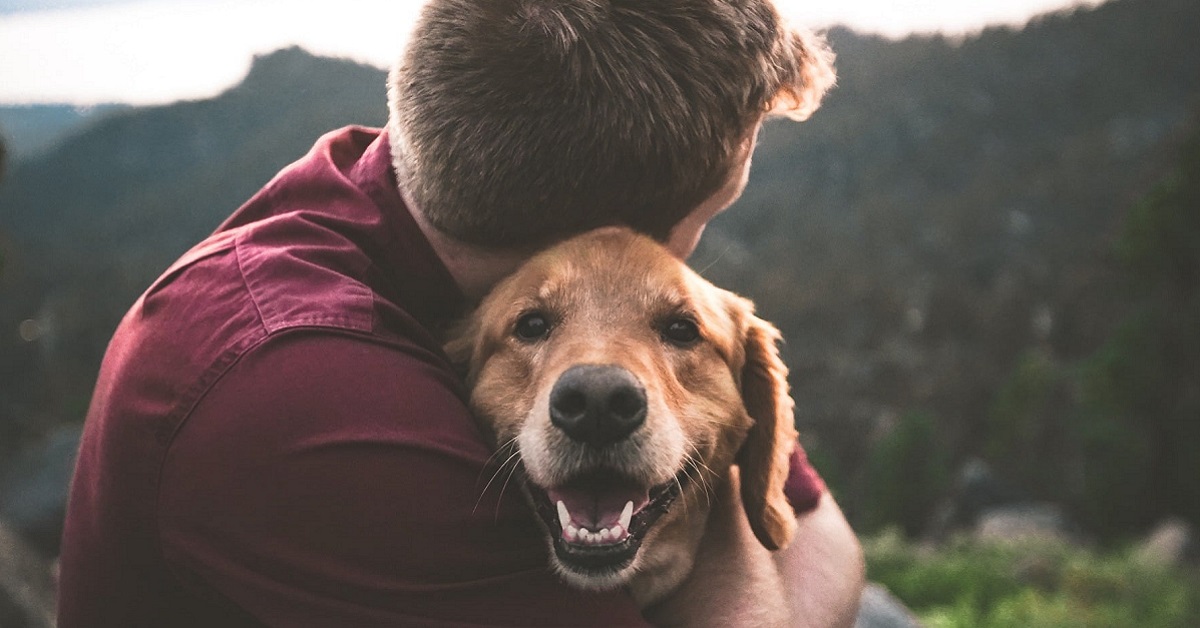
xmin=564 ymin=523 xmax=627 ymax=545
xmin=556 ymin=499 xmax=632 ymax=545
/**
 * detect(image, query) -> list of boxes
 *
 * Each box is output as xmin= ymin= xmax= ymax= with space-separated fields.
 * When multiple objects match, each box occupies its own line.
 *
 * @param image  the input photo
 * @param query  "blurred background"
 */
xmin=1 ymin=0 xmax=1198 ymax=625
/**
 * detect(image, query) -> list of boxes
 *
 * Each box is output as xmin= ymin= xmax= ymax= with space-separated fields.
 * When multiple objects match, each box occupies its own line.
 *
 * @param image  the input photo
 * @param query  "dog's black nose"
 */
xmin=549 ymin=365 xmax=647 ymax=446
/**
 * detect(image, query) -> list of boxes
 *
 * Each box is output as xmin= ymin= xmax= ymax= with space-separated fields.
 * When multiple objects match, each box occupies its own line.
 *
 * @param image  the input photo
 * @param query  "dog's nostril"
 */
xmin=549 ymin=365 xmax=647 ymax=446
xmin=608 ymin=388 xmax=643 ymax=421
xmin=555 ymin=389 xmax=588 ymax=418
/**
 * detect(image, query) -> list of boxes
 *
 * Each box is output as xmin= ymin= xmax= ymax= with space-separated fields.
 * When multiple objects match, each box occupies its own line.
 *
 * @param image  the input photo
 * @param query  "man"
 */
xmin=58 ymin=1 xmax=862 ymax=626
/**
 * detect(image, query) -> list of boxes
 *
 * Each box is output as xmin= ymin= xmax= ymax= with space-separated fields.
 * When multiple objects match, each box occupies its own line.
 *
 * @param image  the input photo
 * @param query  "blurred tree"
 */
xmin=983 ymin=349 xmax=1077 ymax=502
xmin=1078 ymin=124 xmax=1200 ymax=535
xmin=1 ymin=133 xmax=7 ymax=278
xmin=861 ymin=411 xmax=953 ymax=536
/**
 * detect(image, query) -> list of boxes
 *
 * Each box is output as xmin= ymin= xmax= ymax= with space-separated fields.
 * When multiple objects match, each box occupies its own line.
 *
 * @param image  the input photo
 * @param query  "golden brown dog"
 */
xmin=448 ymin=227 xmax=799 ymax=608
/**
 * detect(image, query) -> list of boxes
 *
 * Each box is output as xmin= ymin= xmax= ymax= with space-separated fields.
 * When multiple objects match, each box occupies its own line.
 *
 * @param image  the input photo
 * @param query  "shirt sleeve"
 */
xmin=784 ymin=444 xmax=827 ymax=516
xmin=157 ymin=331 xmax=649 ymax=627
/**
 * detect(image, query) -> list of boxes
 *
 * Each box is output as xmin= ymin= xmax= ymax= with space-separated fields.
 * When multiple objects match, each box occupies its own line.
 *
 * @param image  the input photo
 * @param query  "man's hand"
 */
xmin=644 ymin=472 xmax=864 ymax=627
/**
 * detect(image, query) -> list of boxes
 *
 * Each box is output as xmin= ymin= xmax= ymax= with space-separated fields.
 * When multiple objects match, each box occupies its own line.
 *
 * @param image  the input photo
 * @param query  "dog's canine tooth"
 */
xmin=619 ymin=500 xmax=633 ymax=530
xmin=556 ymin=500 xmax=571 ymax=530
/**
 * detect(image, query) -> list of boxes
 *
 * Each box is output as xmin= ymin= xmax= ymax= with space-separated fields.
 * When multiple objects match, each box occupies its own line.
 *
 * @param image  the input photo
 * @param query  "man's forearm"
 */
xmin=645 ymin=475 xmax=864 ymax=627
xmin=774 ymin=492 xmax=865 ymax=628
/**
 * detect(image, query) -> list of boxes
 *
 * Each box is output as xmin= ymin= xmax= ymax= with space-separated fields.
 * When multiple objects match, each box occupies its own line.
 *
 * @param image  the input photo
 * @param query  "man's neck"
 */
xmin=404 ymin=195 xmax=529 ymax=302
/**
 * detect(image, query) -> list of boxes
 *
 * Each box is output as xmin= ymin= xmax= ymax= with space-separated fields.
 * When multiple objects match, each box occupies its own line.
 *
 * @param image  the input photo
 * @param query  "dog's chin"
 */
xmin=525 ymin=468 xmax=687 ymax=590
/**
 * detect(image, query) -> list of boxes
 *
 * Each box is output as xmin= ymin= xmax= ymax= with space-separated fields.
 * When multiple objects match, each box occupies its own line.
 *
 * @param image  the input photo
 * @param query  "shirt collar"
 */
xmin=349 ymin=129 xmax=466 ymax=330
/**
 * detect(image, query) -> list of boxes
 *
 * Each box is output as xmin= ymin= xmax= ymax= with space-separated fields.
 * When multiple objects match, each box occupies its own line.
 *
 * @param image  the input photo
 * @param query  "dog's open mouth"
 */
xmin=528 ymin=469 xmax=685 ymax=577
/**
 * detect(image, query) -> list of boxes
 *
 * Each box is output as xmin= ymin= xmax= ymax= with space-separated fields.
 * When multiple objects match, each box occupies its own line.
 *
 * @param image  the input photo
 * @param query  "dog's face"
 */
xmin=449 ymin=227 xmax=798 ymax=593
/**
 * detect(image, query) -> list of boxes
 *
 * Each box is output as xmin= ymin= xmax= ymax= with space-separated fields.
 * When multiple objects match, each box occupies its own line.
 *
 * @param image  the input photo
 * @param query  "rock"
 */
xmin=1133 ymin=518 xmax=1194 ymax=567
xmin=0 ymin=518 xmax=56 ymax=628
xmin=974 ymin=503 xmax=1074 ymax=545
xmin=926 ymin=458 xmax=1018 ymax=540
xmin=855 ymin=582 xmax=924 ymax=628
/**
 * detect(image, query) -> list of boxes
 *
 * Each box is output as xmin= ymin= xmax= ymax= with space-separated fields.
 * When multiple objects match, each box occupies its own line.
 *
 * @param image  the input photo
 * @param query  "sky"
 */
xmin=0 ymin=0 xmax=1106 ymax=105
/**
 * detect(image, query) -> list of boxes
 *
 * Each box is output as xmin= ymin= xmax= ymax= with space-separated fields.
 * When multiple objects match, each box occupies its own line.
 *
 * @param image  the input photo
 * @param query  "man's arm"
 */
xmin=775 ymin=493 xmax=866 ymax=628
xmin=646 ymin=474 xmax=864 ymax=628
xmin=158 ymin=332 xmax=649 ymax=627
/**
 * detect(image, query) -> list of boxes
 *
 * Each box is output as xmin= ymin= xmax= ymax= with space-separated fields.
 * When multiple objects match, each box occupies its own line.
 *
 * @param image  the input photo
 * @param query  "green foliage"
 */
xmin=1074 ymin=125 xmax=1200 ymax=534
xmin=861 ymin=412 xmax=952 ymax=536
xmin=984 ymin=350 xmax=1071 ymax=495
xmin=1118 ymin=133 xmax=1200 ymax=290
xmin=866 ymin=531 xmax=1200 ymax=627
xmin=975 ymin=119 xmax=1200 ymax=539
xmin=693 ymin=0 xmax=1200 ymax=543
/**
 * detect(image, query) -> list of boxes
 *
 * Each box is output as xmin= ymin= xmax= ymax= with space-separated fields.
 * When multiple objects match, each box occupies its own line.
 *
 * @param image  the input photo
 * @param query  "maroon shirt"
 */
xmin=57 ymin=127 xmax=824 ymax=627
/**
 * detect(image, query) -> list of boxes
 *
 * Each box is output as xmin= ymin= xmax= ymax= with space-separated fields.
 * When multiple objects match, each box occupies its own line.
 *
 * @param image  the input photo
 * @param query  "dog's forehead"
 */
xmin=524 ymin=230 xmax=699 ymax=308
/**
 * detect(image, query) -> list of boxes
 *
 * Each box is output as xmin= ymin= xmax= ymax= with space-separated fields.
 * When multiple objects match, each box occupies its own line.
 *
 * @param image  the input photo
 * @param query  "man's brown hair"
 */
xmin=388 ymin=0 xmax=834 ymax=250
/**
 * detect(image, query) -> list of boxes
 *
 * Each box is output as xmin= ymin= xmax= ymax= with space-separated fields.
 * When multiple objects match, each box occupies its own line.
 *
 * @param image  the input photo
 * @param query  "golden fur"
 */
xmin=448 ymin=227 xmax=799 ymax=606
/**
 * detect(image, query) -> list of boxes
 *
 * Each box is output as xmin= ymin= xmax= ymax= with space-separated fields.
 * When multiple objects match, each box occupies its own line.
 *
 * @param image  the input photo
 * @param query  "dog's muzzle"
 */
xmin=526 ymin=364 xmax=685 ymax=581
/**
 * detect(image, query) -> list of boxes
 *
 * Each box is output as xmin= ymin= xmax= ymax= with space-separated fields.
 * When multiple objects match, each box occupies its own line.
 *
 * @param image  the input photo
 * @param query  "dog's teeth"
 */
xmin=619 ymin=500 xmax=633 ymax=530
xmin=567 ymin=522 xmax=632 ymax=546
xmin=556 ymin=500 xmax=571 ymax=531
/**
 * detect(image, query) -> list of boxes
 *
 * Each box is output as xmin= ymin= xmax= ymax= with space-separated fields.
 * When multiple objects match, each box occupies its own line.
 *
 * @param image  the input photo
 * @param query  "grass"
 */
xmin=864 ymin=530 xmax=1200 ymax=627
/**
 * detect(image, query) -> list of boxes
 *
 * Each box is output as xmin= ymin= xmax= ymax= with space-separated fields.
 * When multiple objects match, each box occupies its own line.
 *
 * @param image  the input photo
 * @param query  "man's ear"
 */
xmin=737 ymin=316 xmax=799 ymax=551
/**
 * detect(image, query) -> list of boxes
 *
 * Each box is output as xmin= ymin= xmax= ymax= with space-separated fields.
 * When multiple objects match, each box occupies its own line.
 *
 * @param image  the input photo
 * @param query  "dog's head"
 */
xmin=448 ymin=227 xmax=798 ymax=590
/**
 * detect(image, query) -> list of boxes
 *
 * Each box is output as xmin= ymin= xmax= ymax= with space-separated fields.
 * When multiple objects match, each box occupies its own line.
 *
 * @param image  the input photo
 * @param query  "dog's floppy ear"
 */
xmin=737 ymin=315 xmax=799 ymax=551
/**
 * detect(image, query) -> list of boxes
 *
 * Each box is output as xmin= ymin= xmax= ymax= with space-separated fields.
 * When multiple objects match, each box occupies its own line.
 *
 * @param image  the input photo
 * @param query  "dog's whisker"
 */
xmin=672 ymin=470 xmax=693 ymax=520
xmin=695 ymin=242 xmax=734 ymax=276
xmin=477 ymin=440 xmax=519 ymax=487
xmin=682 ymin=445 xmax=717 ymax=508
xmin=481 ymin=436 xmax=520 ymax=471
xmin=473 ymin=446 xmax=522 ymax=515
xmin=493 ymin=458 xmax=525 ymax=521
xmin=684 ymin=458 xmax=715 ymax=509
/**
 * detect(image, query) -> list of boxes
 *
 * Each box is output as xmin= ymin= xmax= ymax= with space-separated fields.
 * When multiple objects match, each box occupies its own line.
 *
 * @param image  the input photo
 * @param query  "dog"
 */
xmin=447 ymin=226 xmax=800 ymax=609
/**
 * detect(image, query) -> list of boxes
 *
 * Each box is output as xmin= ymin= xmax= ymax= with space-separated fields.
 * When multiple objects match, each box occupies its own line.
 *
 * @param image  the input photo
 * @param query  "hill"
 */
xmin=0 ymin=46 xmax=388 ymax=454
xmin=692 ymin=0 xmax=1200 ymax=532
xmin=0 ymin=104 xmax=129 ymax=160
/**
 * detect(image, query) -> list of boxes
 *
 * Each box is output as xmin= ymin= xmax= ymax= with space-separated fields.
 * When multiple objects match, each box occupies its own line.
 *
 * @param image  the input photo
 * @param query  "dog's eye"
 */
xmin=514 ymin=312 xmax=551 ymax=341
xmin=662 ymin=318 xmax=700 ymax=346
